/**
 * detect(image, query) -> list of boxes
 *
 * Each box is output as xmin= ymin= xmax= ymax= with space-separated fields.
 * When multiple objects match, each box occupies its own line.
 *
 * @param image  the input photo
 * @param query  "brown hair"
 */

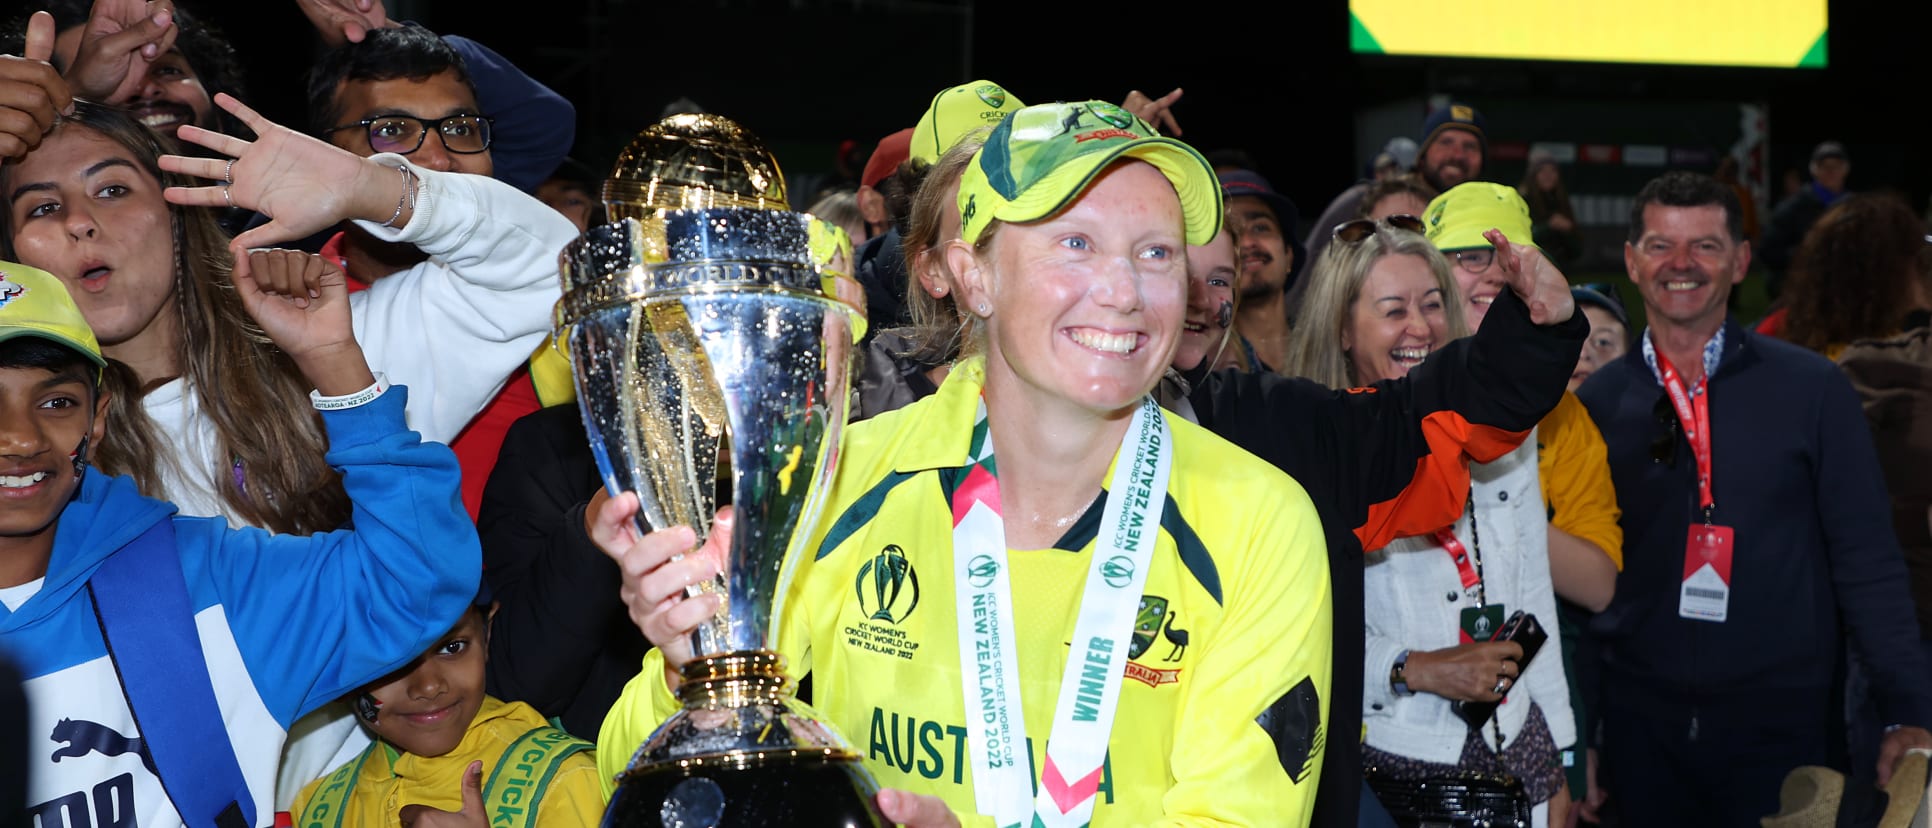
xmin=898 ymin=131 xmax=989 ymax=363
xmin=0 ymin=103 xmax=350 ymax=533
xmin=1782 ymin=194 xmax=1928 ymax=354
xmin=1358 ymin=176 xmax=1435 ymax=220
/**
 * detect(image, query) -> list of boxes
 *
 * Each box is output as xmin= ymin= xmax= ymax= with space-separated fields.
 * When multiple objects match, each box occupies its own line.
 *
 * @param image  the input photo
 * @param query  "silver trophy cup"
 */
xmin=560 ymin=206 xmax=887 ymax=827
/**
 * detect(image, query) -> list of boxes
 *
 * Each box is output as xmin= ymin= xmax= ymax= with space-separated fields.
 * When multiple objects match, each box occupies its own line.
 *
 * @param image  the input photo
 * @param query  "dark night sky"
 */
xmin=191 ymin=0 xmax=1927 ymax=225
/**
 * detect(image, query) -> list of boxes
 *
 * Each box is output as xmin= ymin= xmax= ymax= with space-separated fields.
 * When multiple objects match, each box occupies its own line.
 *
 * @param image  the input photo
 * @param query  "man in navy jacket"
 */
xmin=1577 ymin=171 xmax=1932 ymax=826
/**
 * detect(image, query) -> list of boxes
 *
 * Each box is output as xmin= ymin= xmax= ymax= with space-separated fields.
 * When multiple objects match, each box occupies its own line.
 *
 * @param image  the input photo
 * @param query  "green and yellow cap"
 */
xmin=957 ymin=100 xmax=1221 ymax=247
xmin=910 ymin=80 xmax=1025 ymax=164
xmin=1423 ymin=181 xmax=1537 ymax=252
xmin=0 ymin=262 xmax=105 ymax=369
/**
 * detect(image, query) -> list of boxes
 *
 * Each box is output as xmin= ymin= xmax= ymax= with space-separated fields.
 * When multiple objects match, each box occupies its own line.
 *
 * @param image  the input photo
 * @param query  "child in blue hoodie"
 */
xmin=0 ymin=255 xmax=479 ymax=827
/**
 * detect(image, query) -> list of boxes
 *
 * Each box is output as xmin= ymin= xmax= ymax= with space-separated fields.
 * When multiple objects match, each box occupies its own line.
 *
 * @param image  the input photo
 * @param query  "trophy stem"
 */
xmin=674 ymin=651 xmax=792 ymax=710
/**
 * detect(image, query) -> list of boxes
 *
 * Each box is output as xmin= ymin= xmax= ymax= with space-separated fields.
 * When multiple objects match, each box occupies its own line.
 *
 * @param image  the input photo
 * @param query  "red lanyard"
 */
xmin=1655 ymin=349 xmax=1715 ymax=517
xmin=1436 ymin=494 xmax=1485 ymax=604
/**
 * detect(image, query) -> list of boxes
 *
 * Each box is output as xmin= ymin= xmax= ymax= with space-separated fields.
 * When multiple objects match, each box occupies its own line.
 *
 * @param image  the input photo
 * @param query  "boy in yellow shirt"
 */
xmin=291 ymin=589 xmax=604 ymax=827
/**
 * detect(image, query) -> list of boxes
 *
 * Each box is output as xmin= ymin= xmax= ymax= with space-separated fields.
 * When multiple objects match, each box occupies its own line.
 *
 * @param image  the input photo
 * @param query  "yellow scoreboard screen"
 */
xmin=1350 ymin=1 xmax=1827 ymax=68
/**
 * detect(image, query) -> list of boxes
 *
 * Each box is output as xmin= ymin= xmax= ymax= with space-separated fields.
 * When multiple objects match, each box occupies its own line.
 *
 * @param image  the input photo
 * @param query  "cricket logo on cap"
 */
xmin=0 ymin=274 xmax=24 ymax=309
xmin=1090 ymin=101 xmax=1136 ymax=130
xmin=1450 ymin=105 xmax=1474 ymax=121
xmin=975 ymin=84 xmax=1006 ymax=109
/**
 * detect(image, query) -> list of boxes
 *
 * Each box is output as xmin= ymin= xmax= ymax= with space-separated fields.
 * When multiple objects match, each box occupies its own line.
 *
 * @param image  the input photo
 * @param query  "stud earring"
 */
xmin=978 ymin=302 xmax=991 ymax=314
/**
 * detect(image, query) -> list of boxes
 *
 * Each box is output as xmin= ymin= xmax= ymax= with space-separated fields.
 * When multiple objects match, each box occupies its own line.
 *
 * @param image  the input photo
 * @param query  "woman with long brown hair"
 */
xmin=2 ymin=98 xmax=568 ymax=533
xmin=4 ymin=94 xmax=569 ymax=804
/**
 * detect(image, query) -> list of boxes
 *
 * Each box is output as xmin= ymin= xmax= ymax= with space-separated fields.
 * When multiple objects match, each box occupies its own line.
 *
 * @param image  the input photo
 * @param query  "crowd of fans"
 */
xmin=3 ymin=2 xmax=1931 ymax=827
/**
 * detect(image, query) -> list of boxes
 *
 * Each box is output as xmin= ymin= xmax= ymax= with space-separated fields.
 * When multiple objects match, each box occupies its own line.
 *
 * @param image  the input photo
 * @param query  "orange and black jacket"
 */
xmin=1185 ymin=288 xmax=1587 ymax=828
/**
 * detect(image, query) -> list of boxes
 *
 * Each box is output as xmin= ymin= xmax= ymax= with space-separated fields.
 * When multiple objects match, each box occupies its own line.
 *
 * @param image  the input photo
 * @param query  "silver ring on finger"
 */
xmin=223 ymin=158 xmax=235 ymax=185
xmin=222 ymin=185 xmax=233 ymax=208
xmin=1492 ymin=677 xmax=1510 ymax=696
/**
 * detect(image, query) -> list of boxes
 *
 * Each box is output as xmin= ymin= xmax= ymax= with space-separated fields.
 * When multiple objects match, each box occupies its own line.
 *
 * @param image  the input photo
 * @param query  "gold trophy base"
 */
xmin=602 ymin=652 xmax=889 ymax=828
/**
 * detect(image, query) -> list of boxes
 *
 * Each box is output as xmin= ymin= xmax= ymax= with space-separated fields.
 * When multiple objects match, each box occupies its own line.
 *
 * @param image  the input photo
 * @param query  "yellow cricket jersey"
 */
xmin=601 ymin=357 xmax=1333 ymax=826
xmin=1538 ymin=391 xmax=1624 ymax=568
xmin=292 ymin=697 xmax=603 ymax=827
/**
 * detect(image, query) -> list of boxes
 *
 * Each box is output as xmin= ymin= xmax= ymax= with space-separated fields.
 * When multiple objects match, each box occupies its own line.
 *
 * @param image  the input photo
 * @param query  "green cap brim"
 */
xmin=964 ymin=139 xmax=1222 ymax=247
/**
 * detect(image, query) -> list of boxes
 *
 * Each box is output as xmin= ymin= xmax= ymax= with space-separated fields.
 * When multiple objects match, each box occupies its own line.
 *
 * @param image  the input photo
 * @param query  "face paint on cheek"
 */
xmin=355 ymin=693 xmax=382 ymax=723
xmin=1215 ymin=300 xmax=1233 ymax=329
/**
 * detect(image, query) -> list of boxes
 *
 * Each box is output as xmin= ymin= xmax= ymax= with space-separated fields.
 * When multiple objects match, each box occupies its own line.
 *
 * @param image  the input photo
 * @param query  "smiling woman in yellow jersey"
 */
xmin=592 ymin=100 xmax=1333 ymax=827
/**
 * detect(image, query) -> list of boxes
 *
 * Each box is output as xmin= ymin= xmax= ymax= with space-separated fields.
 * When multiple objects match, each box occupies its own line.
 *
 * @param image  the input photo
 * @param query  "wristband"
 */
xmin=311 ymin=373 xmax=390 ymax=411
xmin=1391 ymin=649 xmax=1415 ymax=697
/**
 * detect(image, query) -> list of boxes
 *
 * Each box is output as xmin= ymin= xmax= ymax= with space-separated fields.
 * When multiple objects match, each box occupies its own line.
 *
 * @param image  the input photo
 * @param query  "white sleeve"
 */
xmin=1515 ymin=458 xmax=1576 ymax=750
xmin=345 ymin=154 xmax=575 ymax=444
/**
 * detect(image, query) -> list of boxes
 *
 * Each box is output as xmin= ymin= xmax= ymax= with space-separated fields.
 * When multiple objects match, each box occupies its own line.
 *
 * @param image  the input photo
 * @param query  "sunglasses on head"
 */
xmin=1332 ymin=214 xmax=1426 ymax=243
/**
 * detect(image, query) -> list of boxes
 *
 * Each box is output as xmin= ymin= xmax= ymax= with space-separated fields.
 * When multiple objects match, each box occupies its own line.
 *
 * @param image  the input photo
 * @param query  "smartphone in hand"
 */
xmin=1452 ymin=610 xmax=1548 ymax=730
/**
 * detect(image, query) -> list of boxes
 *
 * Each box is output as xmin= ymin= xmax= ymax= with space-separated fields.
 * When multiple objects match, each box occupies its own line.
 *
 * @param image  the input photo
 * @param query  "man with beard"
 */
xmin=1304 ymin=103 xmax=1486 ymax=270
xmin=1576 ymin=171 xmax=1932 ymax=824
xmin=2 ymin=0 xmax=234 ymax=146
xmin=1219 ymin=168 xmax=1305 ymax=372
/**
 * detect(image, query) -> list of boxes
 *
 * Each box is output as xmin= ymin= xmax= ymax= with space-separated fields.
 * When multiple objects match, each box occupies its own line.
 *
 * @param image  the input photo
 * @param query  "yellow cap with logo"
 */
xmin=910 ymin=80 xmax=1025 ymax=164
xmin=1423 ymin=181 xmax=1537 ymax=252
xmin=956 ymin=100 xmax=1221 ymax=248
xmin=0 ymin=262 xmax=106 ymax=368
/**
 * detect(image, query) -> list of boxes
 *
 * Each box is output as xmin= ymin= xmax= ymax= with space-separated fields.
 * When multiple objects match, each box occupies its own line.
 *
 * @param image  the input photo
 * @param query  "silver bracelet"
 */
xmin=379 ymin=164 xmax=417 ymax=228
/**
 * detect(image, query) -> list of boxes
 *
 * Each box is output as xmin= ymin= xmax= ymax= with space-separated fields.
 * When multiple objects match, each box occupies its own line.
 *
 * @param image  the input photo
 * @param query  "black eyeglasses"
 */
xmin=323 ymin=114 xmax=495 ymax=155
xmin=1332 ymin=213 xmax=1425 ymax=243
xmin=1650 ymin=394 xmax=1679 ymax=467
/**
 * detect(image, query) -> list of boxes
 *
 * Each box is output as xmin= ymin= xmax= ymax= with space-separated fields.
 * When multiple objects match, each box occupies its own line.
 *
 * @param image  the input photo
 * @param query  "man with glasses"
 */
xmin=1575 ymin=171 xmax=1932 ymax=825
xmin=270 ymin=21 xmax=578 ymax=815
xmin=304 ymin=21 xmax=576 ymax=518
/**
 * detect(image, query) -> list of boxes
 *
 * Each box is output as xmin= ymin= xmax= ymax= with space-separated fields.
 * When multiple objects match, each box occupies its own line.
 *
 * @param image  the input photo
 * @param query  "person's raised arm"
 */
xmin=0 ymin=11 xmax=71 ymax=160
xmin=1190 ymin=229 xmax=1587 ymax=551
xmin=159 ymin=93 xmax=420 ymax=277
xmin=58 ymin=0 xmax=177 ymax=104
xmin=198 ymin=248 xmax=478 ymax=723
xmin=294 ymin=0 xmax=392 ymax=48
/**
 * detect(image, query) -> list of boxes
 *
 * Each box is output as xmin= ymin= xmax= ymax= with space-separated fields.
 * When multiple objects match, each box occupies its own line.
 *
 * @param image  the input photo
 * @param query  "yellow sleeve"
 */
xmin=1158 ymin=475 xmax=1333 ymax=825
xmin=1539 ymin=393 xmax=1624 ymax=569
xmin=594 ymin=564 xmax=820 ymax=798
xmin=596 ymin=654 xmax=682 ymax=797
xmin=534 ymin=751 xmax=613 ymax=825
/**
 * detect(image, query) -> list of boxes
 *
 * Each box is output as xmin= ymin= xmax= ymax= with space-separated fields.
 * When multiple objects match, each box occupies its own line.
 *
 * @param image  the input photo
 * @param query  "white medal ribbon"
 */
xmin=951 ymin=396 xmax=1172 ymax=827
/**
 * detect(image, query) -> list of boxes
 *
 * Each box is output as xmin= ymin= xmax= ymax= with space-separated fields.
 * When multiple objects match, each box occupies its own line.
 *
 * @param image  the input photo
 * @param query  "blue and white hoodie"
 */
xmin=0 ymin=387 xmax=479 ymax=827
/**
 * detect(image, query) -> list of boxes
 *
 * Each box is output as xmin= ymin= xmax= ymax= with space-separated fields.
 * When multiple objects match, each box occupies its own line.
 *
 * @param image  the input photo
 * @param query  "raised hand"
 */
xmin=589 ymin=494 xmax=731 ymax=690
xmin=237 ymin=248 xmax=373 ymax=396
xmin=1122 ymin=88 xmax=1183 ymax=137
xmin=295 ymin=0 xmax=395 ymax=49
xmin=63 ymin=0 xmax=178 ymax=103
xmin=0 ymin=12 xmax=73 ymax=161
xmin=1487 ymin=228 xmax=1576 ymax=326
xmin=399 ymin=760 xmax=488 ymax=828
xmin=159 ymin=93 xmax=412 ymax=278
